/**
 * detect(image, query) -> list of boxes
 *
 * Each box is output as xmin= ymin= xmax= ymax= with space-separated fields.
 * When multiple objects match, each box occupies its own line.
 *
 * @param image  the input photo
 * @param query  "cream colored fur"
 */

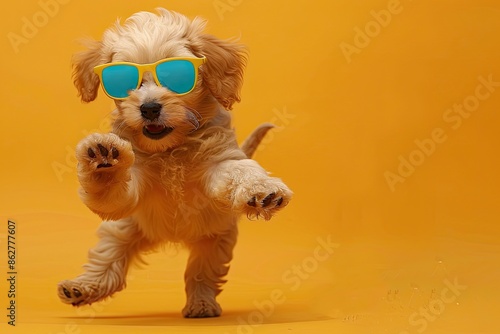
xmin=57 ymin=8 xmax=292 ymax=318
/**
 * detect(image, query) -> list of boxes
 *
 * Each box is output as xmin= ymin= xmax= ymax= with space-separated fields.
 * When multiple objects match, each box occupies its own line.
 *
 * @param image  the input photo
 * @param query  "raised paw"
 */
xmin=57 ymin=280 xmax=99 ymax=307
xmin=182 ymin=298 xmax=222 ymax=318
xmin=76 ymin=133 xmax=134 ymax=173
xmin=236 ymin=177 xmax=292 ymax=220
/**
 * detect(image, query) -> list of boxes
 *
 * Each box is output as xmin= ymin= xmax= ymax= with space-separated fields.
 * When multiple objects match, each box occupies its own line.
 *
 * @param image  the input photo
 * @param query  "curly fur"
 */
xmin=57 ymin=8 xmax=292 ymax=318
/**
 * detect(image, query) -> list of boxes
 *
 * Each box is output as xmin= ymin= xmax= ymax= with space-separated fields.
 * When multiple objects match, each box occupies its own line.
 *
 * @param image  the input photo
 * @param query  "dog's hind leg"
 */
xmin=57 ymin=218 xmax=148 ymax=306
xmin=182 ymin=224 xmax=238 ymax=318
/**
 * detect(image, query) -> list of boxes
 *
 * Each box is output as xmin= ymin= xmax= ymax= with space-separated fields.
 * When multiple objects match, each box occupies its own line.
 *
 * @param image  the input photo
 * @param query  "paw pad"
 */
xmin=238 ymin=178 xmax=292 ymax=220
xmin=58 ymin=281 xmax=89 ymax=307
xmin=86 ymin=143 xmax=120 ymax=169
xmin=97 ymin=144 xmax=109 ymax=157
xmin=77 ymin=133 xmax=134 ymax=172
xmin=247 ymin=192 xmax=285 ymax=210
xmin=247 ymin=192 xmax=283 ymax=208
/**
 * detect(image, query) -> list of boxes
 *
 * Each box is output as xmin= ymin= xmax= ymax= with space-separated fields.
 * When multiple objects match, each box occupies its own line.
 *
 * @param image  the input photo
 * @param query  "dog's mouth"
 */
xmin=143 ymin=124 xmax=174 ymax=140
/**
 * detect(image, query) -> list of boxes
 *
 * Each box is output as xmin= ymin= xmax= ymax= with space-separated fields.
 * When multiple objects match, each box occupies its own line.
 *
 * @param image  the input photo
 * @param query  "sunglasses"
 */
xmin=93 ymin=57 xmax=206 ymax=100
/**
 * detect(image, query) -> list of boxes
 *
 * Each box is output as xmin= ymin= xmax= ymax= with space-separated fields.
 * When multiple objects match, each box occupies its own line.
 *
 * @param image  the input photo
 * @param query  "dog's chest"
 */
xmin=132 ymin=156 xmax=212 ymax=241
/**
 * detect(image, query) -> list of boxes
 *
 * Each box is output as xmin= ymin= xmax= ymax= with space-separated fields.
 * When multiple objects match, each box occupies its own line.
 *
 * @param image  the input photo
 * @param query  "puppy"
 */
xmin=57 ymin=8 xmax=292 ymax=318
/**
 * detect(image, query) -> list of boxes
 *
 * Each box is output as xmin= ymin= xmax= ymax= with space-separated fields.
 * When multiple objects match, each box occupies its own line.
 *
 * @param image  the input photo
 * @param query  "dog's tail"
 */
xmin=241 ymin=123 xmax=275 ymax=158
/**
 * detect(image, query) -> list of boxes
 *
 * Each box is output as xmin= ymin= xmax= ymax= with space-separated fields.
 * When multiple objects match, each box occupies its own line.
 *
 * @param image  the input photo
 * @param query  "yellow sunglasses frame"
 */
xmin=93 ymin=56 xmax=206 ymax=100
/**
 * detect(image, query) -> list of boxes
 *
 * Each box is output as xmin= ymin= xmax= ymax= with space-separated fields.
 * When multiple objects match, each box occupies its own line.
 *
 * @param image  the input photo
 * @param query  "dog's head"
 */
xmin=73 ymin=8 xmax=246 ymax=153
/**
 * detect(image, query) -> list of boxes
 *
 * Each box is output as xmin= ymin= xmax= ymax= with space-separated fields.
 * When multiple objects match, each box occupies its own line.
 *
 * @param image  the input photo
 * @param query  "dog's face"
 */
xmin=72 ymin=9 xmax=246 ymax=153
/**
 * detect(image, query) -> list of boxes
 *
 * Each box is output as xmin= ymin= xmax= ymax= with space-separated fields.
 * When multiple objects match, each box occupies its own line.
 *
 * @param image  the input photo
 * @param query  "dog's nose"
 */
xmin=140 ymin=102 xmax=162 ymax=121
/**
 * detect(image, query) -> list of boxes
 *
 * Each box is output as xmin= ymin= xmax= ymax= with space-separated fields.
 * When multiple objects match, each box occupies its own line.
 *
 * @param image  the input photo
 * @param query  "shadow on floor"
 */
xmin=59 ymin=306 xmax=335 ymax=327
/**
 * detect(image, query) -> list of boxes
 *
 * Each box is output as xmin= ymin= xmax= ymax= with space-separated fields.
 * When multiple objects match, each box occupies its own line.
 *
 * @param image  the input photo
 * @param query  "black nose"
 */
xmin=140 ymin=102 xmax=162 ymax=121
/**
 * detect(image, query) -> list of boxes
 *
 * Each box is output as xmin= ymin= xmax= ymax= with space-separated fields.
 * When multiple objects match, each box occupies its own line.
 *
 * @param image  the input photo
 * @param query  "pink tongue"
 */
xmin=146 ymin=125 xmax=165 ymax=133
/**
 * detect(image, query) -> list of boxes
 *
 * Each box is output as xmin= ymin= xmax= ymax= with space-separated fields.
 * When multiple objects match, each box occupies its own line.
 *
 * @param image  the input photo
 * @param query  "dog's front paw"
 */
xmin=76 ymin=133 xmax=134 ymax=173
xmin=57 ymin=280 xmax=99 ymax=307
xmin=182 ymin=298 xmax=222 ymax=318
xmin=235 ymin=177 xmax=292 ymax=220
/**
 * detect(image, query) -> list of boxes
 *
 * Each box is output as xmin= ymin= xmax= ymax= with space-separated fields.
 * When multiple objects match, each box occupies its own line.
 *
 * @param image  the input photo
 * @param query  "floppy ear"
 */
xmin=190 ymin=32 xmax=247 ymax=110
xmin=72 ymin=39 xmax=109 ymax=103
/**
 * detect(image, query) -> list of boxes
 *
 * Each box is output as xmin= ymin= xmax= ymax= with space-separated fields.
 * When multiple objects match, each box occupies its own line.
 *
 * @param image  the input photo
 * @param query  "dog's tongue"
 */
xmin=146 ymin=125 xmax=165 ymax=133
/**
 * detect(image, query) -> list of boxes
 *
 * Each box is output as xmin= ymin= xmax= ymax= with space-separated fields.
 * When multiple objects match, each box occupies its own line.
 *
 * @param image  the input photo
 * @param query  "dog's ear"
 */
xmin=189 ymin=29 xmax=247 ymax=110
xmin=72 ymin=39 xmax=109 ymax=103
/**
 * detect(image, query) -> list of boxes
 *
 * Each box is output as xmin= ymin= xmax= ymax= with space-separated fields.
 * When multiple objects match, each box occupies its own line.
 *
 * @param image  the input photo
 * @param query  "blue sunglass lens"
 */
xmin=101 ymin=65 xmax=139 ymax=98
xmin=155 ymin=60 xmax=196 ymax=94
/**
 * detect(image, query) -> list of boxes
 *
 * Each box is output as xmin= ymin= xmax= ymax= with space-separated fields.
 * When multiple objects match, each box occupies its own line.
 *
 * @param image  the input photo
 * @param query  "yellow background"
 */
xmin=1 ymin=0 xmax=500 ymax=333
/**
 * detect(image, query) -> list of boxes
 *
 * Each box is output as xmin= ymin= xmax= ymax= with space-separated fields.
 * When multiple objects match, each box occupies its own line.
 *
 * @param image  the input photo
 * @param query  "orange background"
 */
xmin=1 ymin=0 xmax=500 ymax=333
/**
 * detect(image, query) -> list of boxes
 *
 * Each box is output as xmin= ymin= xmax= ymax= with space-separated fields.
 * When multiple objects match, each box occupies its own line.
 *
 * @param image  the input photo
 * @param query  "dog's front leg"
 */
xmin=75 ymin=133 xmax=138 ymax=220
xmin=206 ymin=159 xmax=293 ymax=220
